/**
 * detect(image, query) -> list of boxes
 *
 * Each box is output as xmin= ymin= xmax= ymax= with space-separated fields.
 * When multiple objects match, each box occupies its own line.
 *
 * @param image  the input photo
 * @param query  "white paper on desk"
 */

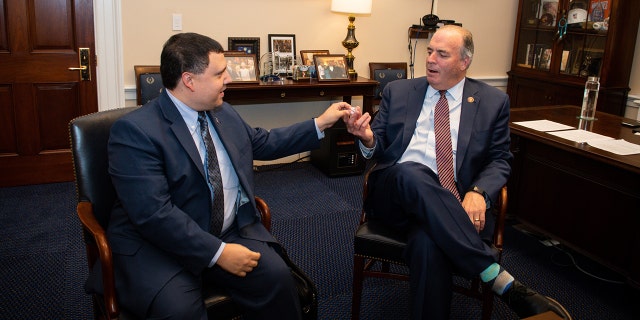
xmin=512 ymin=120 xmax=575 ymax=132
xmin=547 ymin=129 xmax=613 ymax=143
xmin=587 ymin=139 xmax=640 ymax=155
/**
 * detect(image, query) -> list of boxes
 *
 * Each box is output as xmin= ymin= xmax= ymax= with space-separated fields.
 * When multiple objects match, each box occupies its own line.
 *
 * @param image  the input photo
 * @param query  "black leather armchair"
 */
xmin=69 ymin=107 xmax=317 ymax=319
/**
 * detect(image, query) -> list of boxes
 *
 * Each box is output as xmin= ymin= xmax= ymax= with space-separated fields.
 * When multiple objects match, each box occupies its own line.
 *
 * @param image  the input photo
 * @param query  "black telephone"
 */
xmin=422 ymin=14 xmax=440 ymax=27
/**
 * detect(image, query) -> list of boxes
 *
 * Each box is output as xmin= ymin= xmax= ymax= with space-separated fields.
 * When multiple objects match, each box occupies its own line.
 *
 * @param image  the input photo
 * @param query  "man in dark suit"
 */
xmin=93 ymin=32 xmax=352 ymax=319
xmin=345 ymin=25 xmax=571 ymax=319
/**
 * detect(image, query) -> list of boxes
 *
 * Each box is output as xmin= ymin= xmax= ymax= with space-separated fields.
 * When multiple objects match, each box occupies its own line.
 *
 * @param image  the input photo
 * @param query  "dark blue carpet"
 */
xmin=1 ymin=162 xmax=638 ymax=319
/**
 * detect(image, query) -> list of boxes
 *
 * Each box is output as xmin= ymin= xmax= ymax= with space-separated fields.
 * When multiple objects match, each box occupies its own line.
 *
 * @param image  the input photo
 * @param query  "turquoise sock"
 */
xmin=480 ymin=263 xmax=514 ymax=295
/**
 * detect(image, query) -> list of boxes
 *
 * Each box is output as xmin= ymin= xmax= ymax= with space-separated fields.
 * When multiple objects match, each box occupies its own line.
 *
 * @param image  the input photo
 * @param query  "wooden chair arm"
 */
xmin=493 ymin=185 xmax=508 ymax=261
xmin=255 ymin=196 xmax=271 ymax=232
xmin=77 ymin=201 xmax=119 ymax=319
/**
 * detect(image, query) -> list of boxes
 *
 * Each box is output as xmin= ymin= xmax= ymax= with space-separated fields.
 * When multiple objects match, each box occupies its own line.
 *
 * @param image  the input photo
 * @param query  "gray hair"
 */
xmin=439 ymin=25 xmax=474 ymax=65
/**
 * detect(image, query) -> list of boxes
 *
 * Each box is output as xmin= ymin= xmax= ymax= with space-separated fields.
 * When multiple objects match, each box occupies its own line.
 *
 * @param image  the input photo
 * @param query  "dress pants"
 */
xmin=365 ymin=161 xmax=498 ymax=319
xmin=148 ymin=223 xmax=301 ymax=320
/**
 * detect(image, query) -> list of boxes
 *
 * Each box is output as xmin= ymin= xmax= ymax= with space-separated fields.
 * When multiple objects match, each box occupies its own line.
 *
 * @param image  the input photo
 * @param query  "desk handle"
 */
xmin=319 ymin=91 xmax=325 ymax=96
xmin=280 ymin=92 xmax=286 ymax=98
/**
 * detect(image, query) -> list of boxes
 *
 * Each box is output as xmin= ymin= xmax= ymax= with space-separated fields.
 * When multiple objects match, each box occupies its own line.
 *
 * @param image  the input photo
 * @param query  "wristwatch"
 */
xmin=469 ymin=185 xmax=486 ymax=197
xmin=469 ymin=185 xmax=491 ymax=209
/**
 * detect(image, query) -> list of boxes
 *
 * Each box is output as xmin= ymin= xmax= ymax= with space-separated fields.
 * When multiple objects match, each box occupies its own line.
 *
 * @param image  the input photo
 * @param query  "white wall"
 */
xmin=118 ymin=0 xmax=640 ymax=122
xmin=121 ymin=0 xmax=517 ymax=89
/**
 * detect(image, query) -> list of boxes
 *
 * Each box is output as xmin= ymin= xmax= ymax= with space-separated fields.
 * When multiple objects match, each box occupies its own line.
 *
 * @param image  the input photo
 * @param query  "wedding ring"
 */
xmin=474 ymin=218 xmax=480 ymax=221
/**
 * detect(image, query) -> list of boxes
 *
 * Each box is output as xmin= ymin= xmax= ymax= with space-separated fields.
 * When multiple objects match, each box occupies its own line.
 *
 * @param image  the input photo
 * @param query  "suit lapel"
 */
xmin=402 ymin=80 xmax=428 ymax=149
xmin=158 ymin=92 xmax=207 ymax=179
xmin=456 ymin=79 xmax=480 ymax=170
xmin=208 ymin=107 xmax=251 ymax=196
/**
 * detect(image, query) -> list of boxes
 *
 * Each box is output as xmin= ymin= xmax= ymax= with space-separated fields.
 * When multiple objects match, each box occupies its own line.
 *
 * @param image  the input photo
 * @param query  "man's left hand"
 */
xmin=462 ymin=191 xmax=486 ymax=233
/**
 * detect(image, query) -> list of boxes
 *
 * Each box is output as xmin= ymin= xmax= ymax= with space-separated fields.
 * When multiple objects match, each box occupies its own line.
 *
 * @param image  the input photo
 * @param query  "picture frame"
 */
xmin=223 ymin=53 xmax=259 ymax=83
xmin=268 ymin=34 xmax=296 ymax=74
xmin=538 ymin=0 xmax=559 ymax=27
xmin=314 ymin=54 xmax=349 ymax=82
xmin=227 ymin=37 xmax=260 ymax=58
xmin=223 ymin=50 xmax=247 ymax=56
xmin=300 ymin=50 xmax=330 ymax=66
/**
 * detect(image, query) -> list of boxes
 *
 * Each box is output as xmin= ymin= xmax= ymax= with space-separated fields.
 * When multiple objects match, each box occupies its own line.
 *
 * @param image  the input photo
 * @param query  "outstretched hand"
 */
xmin=315 ymin=102 xmax=353 ymax=132
xmin=216 ymin=243 xmax=261 ymax=277
xmin=345 ymin=106 xmax=374 ymax=148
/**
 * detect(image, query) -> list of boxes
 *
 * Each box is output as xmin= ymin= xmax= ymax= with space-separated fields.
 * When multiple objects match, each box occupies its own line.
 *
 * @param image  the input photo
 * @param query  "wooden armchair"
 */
xmin=351 ymin=165 xmax=508 ymax=320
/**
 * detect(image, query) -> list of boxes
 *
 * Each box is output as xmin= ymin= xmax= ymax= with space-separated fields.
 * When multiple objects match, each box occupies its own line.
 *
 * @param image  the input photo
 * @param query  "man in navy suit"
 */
xmin=346 ymin=25 xmax=571 ymax=319
xmin=95 ymin=33 xmax=352 ymax=319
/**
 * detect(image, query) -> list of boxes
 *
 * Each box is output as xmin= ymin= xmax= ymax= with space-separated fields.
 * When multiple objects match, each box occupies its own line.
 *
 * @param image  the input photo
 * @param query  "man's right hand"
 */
xmin=345 ymin=107 xmax=375 ymax=148
xmin=216 ymin=243 xmax=261 ymax=277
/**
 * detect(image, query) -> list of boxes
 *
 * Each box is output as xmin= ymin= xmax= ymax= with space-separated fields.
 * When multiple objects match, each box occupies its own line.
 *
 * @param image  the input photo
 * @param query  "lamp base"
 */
xmin=348 ymin=70 xmax=358 ymax=80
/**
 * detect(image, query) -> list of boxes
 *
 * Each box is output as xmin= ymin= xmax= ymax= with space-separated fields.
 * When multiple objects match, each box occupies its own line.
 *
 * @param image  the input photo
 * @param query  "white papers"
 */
xmin=587 ymin=139 xmax=640 ymax=155
xmin=513 ymin=119 xmax=640 ymax=155
xmin=512 ymin=120 xmax=575 ymax=132
xmin=547 ymin=129 xmax=612 ymax=143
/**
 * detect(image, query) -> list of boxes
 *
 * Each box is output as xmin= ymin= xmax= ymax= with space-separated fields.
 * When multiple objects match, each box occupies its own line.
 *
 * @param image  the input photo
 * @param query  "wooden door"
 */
xmin=0 ymin=0 xmax=98 ymax=187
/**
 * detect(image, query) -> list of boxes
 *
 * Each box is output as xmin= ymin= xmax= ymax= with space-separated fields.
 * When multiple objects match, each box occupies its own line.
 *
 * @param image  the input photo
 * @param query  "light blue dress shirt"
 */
xmin=361 ymin=79 xmax=465 ymax=180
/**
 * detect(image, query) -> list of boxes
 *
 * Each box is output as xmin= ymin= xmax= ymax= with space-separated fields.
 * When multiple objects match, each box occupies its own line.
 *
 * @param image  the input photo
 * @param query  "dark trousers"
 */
xmin=148 ymin=224 xmax=301 ymax=320
xmin=365 ymin=162 xmax=498 ymax=320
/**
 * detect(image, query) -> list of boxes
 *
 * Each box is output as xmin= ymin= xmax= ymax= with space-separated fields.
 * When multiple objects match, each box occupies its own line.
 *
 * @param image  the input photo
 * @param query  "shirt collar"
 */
xmin=427 ymin=78 xmax=466 ymax=102
xmin=167 ymin=90 xmax=199 ymax=132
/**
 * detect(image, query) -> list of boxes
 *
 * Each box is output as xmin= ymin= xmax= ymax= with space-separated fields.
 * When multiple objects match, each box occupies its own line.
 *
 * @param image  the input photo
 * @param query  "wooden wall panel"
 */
xmin=0 ymin=85 xmax=17 ymax=154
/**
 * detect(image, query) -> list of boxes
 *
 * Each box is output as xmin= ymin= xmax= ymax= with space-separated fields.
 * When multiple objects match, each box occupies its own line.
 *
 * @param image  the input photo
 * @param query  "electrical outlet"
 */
xmin=172 ymin=13 xmax=182 ymax=31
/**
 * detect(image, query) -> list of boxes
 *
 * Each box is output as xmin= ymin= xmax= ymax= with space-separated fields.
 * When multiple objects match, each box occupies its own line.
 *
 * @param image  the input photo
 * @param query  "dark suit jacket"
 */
xmin=89 ymin=91 xmax=322 ymax=315
xmin=369 ymin=77 xmax=512 ymax=204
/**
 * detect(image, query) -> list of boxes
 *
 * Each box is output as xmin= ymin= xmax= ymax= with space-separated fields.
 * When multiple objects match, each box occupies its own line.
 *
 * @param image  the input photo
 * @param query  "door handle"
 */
xmin=68 ymin=48 xmax=91 ymax=81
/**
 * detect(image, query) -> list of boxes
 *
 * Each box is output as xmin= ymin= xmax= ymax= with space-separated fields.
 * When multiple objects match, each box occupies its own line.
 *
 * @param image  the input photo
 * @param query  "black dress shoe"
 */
xmin=500 ymin=281 xmax=572 ymax=319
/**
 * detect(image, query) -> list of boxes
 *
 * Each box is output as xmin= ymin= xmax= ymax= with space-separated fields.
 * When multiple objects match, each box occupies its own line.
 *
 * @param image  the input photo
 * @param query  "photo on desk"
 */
xmin=314 ymin=54 xmax=349 ymax=82
xmin=223 ymin=53 xmax=259 ymax=84
xmin=268 ymin=34 xmax=296 ymax=74
xmin=227 ymin=37 xmax=260 ymax=58
xmin=300 ymin=50 xmax=329 ymax=66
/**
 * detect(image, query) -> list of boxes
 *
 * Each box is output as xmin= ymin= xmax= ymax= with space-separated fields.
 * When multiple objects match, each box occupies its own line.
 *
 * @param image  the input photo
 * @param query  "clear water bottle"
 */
xmin=579 ymin=76 xmax=599 ymax=120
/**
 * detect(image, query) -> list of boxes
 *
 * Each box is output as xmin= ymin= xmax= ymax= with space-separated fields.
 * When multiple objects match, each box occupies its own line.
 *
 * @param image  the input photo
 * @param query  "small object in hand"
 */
xmin=350 ymin=106 xmax=357 ymax=115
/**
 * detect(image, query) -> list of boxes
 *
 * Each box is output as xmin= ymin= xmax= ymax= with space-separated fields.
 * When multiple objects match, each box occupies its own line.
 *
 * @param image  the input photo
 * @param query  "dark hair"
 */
xmin=160 ymin=33 xmax=224 ymax=90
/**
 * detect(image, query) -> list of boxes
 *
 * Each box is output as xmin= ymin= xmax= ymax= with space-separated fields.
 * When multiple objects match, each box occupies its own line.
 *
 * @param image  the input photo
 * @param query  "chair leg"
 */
xmin=351 ymin=256 xmax=366 ymax=320
xmin=481 ymin=283 xmax=494 ymax=320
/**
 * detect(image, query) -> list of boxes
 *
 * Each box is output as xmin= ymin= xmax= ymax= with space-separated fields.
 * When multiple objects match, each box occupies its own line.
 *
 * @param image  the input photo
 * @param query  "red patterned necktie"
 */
xmin=198 ymin=111 xmax=224 ymax=235
xmin=434 ymin=90 xmax=461 ymax=202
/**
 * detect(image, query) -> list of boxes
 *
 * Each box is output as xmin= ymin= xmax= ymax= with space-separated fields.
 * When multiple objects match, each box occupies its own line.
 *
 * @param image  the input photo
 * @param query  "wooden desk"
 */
xmin=224 ymin=76 xmax=378 ymax=114
xmin=509 ymin=106 xmax=640 ymax=287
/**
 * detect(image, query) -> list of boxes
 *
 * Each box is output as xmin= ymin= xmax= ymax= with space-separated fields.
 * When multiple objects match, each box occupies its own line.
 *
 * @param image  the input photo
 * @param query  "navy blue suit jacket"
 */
xmin=369 ymin=77 xmax=512 ymax=203
xmin=90 ymin=91 xmax=322 ymax=314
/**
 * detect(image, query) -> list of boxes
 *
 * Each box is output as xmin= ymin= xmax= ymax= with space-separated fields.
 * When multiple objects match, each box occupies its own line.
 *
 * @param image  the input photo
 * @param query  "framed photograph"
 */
xmin=538 ymin=0 xmax=558 ymax=26
xmin=314 ymin=54 xmax=349 ymax=82
xmin=227 ymin=37 xmax=260 ymax=58
xmin=300 ymin=50 xmax=330 ymax=66
xmin=223 ymin=53 xmax=259 ymax=83
xmin=268 ymin=34 xmax=296 ymax=74
xmin=223 ymin=50 xmax=247 ymax=56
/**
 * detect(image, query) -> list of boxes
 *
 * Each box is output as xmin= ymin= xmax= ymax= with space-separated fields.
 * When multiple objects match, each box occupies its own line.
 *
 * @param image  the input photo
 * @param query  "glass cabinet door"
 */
xmin=514 ymin=0 xmax=559 ymax=71
xmin=514 ymin=0 xmax=611 ymax=78
xmin=561 ymin=0 xmax=609 ymax=77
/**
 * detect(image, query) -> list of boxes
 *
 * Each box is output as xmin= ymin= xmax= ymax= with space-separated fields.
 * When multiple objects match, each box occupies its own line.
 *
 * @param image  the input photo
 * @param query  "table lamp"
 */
xmin=331 ymin=0 xmax=372 ymax=80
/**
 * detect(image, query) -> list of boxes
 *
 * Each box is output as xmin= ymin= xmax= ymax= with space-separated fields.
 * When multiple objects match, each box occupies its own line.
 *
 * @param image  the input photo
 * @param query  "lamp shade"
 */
xmin=331 ymin=0 xmax=372 ymax=14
